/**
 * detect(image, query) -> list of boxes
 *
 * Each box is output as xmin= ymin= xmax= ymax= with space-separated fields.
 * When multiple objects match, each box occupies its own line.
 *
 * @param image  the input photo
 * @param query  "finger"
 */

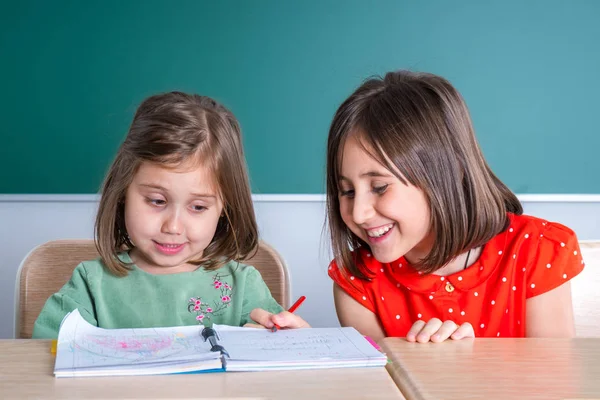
xmin=450 ymin=322 xmax=475 ymax=340
xmin=416 ymin=318 xmax=443 ymax=343
xmin=242 ymin=323 xmax=266 ymax=329
xmin=272 ymin=311 xmax=311 ymax=329
xmin=249 ymin=308 xmax=276 ymax=329
xmin=406 ymin=320 xmax=426 ymax=342
xmin=430 ymin=320 xmax=458 ymax=343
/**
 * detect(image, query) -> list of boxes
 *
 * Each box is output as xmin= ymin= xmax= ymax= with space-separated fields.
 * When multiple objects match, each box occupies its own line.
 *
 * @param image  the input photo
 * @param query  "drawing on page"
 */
xmin=67 ymin=330 xmax=206 ymax=365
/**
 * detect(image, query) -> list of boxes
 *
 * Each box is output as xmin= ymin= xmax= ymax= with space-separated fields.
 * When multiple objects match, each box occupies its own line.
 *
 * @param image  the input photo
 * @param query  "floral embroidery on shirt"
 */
xmin=188 ymin=273 xmax=234 ymax=325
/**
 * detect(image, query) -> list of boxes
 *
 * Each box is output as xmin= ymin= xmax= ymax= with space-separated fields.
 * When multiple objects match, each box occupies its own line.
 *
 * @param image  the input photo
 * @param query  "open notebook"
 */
xmin=53 ymin=309 xmax=387 ymax=378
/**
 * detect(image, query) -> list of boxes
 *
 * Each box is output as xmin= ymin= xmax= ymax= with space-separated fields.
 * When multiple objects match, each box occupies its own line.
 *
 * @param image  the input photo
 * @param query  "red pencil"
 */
xmin=272 ymin=295 xmax=306 ymax=332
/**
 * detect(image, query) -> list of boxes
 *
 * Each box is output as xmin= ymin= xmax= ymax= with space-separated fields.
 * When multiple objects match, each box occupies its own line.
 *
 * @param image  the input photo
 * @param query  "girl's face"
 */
xmin=124 ymin=161 xmax=223 ymax=274
xmin=338 ymin=135 xmax=434 ymax=265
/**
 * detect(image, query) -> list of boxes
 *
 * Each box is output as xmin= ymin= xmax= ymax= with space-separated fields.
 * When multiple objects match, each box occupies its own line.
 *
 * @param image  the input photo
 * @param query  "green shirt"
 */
xmin=32 ymin=253 xmax=284 ymax=339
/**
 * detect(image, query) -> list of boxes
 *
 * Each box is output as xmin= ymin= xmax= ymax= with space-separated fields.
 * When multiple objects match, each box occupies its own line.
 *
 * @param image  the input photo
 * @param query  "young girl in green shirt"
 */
xmin=33 ymin=92 xmax=309 ymax=338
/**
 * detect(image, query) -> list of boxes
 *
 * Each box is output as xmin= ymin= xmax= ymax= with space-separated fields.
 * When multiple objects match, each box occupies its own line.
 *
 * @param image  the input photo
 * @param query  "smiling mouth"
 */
xmin=156 ymin=242 xmax=184 ymax=248
xmin=154 ymin=241 xmax=185 ymax=255
xmin=366 ymin=223 xmax=394 ymax=238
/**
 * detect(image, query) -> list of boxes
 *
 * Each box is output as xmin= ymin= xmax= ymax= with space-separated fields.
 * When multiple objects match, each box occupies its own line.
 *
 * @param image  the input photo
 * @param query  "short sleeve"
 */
xmin=32 ymin=262 xmax=98 ymax=339
xmin=328 ymin=258 xmax=376 ymax=313
xmin=240 ymin=266 xmax=284 ymax=325
xmin=526 ymin=221 xmax=584 ymax=298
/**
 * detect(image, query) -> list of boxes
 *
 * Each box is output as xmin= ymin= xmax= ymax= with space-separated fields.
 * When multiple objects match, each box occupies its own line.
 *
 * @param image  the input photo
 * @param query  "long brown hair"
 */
xmin=326 ymin=70 xmax=522 ymax=279
xmin=95 ymin=92 xmax=258 ymax=276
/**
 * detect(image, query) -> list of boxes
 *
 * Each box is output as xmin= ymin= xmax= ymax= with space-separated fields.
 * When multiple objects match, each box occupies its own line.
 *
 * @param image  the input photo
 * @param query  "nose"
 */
xmin=351 ymin=193 xmax=375 ymax=225
xmin=161 ymin=208 xmax=183 ymax=235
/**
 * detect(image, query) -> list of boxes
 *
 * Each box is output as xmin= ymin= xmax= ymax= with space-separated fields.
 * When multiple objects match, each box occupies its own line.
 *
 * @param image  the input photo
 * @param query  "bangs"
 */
xmin=358 ymin=90 xmax=432 ymax=189
xmin=334 ymin=124 xmax=415 ymax=193
xmin=357 ymin=129 xmax=412 ymax=187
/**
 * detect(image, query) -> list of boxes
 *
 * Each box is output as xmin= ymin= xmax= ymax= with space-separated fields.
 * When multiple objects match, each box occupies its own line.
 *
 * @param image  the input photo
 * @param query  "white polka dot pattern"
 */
xmin=325 ymin=214 xmax=585 ymax=339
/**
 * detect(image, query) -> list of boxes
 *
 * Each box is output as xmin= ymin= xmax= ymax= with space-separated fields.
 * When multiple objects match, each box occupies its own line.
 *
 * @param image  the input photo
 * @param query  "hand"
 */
xmin=245 ymin=308 xmax=311 ymax=330
xmin=406 ymin=318 xmax=474 ymax=343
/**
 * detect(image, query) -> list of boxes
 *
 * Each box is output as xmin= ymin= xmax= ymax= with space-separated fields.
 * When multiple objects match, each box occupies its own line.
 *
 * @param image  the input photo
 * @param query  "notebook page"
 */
xmin=214 ymin=325 xmax=385 ymax=363
xmin=55 ymin=309 xmax=219 ymax=374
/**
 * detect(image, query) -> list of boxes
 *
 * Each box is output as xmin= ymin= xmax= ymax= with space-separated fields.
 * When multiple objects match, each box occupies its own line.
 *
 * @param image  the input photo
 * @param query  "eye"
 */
xmin=191 ymin=205 xmax=207 ymax=212
xmin=373 ymin=184 xmax=389 ymax=195
xmin=146 ymin=198 xmax=166 ymax=207
xmin=339 ymin=189 xmax=355 ymax=198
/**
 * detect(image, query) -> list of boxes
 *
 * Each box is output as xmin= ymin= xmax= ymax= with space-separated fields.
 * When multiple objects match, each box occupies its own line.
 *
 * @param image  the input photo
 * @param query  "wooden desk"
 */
xmin=380 ymin=337 xmax=600 ymax=400
xmin=0 ymin=340 xmax=404 ymax=399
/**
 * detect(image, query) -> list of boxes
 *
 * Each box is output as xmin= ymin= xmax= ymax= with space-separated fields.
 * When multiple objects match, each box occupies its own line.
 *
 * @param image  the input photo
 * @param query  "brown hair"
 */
xmin=95 ymin=92 xmax=258 ymax=276
xmin=326 ymin=70 xmax=522 ymax=279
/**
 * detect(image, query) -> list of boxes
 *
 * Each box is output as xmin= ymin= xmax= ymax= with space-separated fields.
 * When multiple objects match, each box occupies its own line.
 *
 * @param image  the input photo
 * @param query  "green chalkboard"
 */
xmin=1 ymin=1 xmax=599 ymax=194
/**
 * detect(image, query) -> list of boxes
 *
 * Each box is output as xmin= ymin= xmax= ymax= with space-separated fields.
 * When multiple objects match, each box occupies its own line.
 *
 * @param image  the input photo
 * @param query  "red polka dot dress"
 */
xmin=328 ymin=213 xmax=585 ymax=337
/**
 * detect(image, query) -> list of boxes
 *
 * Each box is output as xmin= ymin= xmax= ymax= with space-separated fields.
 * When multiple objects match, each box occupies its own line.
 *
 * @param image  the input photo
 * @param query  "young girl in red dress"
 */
xmin=326 ymin=70 xmax=584 ymax=342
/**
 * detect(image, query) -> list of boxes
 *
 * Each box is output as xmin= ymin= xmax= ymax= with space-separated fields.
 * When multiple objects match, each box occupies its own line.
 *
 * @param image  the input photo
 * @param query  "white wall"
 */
xmin=1 ymin=194 xmax=599 ymax=339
